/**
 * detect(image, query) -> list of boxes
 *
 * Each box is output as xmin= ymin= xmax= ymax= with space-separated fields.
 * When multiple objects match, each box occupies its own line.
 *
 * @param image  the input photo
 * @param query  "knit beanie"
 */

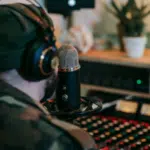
xmin=0 ymin=3 xmax=53 ymax=72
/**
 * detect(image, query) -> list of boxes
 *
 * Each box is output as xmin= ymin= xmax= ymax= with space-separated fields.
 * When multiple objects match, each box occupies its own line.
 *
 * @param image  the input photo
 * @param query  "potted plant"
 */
xmin=105 ymin=0 xmax=150 ymax=58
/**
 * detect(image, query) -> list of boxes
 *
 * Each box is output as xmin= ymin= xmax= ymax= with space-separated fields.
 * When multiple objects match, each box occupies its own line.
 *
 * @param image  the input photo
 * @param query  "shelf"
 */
xmin=81 ymin=84 xmax=150 ymax=99
xmin=79 ymin=49 xmax=150 ymax=69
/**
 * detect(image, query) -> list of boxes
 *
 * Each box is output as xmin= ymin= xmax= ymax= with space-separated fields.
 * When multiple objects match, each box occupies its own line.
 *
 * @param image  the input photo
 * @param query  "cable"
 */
xmin=43 ymin=97 xmax=103 ymax=119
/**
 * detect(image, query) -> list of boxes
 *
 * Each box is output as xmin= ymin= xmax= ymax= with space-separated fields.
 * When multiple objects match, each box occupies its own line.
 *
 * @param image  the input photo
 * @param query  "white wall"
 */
xmin=72 ymin=0 xmax=101 ymax=29
xmin=37 ymin=0 xmax=44 ymax=6
xmin=37 ymin=0 xmax=47 ymax=8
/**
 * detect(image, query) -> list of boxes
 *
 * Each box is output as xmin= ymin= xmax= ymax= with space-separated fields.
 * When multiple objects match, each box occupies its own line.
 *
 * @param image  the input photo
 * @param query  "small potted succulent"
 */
xmin=106 ymin=0 xmax=150 ymax=58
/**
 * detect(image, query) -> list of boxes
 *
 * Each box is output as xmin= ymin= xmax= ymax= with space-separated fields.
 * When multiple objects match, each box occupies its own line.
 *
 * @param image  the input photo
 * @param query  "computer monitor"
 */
xmin=46 ymin=0 xmax=95 ymax=16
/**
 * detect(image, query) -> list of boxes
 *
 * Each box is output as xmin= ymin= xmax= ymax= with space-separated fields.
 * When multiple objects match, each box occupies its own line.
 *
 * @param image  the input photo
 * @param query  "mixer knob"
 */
xmin=118 ymin=142 xmax=125 ymax=149
xmin=91 ymin=116 xmax=98 ymax=121
xmin=100 ymin=134 xmax=107 ymax=142
xmin=92 ymin=130 xmax=99 ymax=136
xmin=86 ymin=118 xmax=92 ymax=123
xmin=130 ymin=144 xmax=137 ymax=150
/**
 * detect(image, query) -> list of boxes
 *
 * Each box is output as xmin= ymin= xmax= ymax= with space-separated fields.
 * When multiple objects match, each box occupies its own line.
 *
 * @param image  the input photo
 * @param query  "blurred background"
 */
xmin=42 ymin=0 xmax=150 ymax=49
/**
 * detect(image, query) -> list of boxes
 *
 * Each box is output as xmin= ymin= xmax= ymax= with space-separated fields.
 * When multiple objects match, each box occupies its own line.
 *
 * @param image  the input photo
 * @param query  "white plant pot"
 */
xmin=123 ymin=36 xmax=147 ymax=58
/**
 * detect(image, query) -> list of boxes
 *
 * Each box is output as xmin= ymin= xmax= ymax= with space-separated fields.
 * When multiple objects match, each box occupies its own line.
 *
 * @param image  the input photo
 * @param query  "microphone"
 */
xmin=56 ymin=44 xmax=81 ymax=111
xmin=42 ymin=44 xmax=102 ymax=118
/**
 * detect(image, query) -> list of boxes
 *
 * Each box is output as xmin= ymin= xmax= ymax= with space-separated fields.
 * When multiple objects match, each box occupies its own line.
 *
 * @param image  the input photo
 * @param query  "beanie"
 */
xmin=0 ymin=3 xmax=53 ymax=72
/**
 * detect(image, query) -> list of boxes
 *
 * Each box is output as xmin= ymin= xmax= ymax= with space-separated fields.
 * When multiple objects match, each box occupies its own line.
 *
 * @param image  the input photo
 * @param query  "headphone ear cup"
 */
xmin=19 ymin=39 xmax=49 ymax=81
xmin=24 ymin=40 xmax=38 ymax=79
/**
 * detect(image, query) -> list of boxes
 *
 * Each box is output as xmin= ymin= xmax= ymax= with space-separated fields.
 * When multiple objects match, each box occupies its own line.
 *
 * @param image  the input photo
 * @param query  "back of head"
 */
xmin=0 ymin=1 xmax=57 ymax=81
xmin=0 ymin=3 xmax=34 ymax=71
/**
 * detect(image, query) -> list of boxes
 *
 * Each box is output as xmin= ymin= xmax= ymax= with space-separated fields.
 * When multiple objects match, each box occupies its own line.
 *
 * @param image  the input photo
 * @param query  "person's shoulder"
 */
xmin=0 ymin=96 xmax=68 ymax=150
xmin=0 ymin=81 xmax=82 ymax=150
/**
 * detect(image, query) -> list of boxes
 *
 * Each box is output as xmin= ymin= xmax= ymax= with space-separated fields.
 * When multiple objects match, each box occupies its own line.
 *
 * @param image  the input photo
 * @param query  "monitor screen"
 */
xmin=46 ymin=0 xmax=95 ymax=16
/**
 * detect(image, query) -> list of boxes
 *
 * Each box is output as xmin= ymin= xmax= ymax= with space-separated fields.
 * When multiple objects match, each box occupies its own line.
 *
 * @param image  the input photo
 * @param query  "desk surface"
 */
xmin=79 ymin=49 xmax=150 ymax=69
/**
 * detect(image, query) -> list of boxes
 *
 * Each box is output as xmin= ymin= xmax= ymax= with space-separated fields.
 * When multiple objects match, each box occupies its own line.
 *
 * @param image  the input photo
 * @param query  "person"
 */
xmin=0 ymin=1 xmax=96 ymax=150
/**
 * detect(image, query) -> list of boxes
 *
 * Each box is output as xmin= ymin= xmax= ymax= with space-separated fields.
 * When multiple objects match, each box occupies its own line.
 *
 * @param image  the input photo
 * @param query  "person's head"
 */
xmin=0 ymin=1 xmax=58 ymax=101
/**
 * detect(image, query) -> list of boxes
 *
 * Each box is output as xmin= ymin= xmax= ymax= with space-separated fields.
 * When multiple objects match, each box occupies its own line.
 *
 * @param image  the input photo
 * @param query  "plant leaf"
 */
xmin=141 ymin=5 xmax=147 ymax=12
xmin=111 ymin=0 xmax=121 ymax=14
xmin=122 ymin=0 xmax=135 ymax=14
xmin=140 ymin=3 xmax=150 ymax=14
xmin=105 ymin=5 xmax=119 ymax=18
xmin=142 ymin=10 xmax=150 ymax=18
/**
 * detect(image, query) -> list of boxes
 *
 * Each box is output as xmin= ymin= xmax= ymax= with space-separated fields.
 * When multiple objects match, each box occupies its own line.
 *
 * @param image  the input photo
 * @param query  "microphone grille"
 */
xmin=58 ymin=45 xmax=80 ymax=71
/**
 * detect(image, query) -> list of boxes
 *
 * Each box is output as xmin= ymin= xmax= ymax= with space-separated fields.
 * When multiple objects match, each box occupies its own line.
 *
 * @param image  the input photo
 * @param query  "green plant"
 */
xmin=106 ymin=0 xmax=150 ymax=37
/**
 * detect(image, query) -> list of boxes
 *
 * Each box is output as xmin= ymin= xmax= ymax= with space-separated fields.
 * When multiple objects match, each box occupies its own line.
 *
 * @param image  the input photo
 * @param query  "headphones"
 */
xmin=1 ymin=0 xmax=59 ymax=81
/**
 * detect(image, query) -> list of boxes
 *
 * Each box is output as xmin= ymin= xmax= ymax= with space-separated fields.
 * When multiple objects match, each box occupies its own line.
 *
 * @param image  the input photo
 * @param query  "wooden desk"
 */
xmin=79 ymin=49 xmax=150 ymax=99
xmin=79 ymin=49 xmax=150 ymax=69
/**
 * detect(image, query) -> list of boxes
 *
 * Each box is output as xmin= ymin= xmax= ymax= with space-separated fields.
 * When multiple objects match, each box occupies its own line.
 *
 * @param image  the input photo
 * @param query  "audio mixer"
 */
xmin=71 ymin=96 xmax=150 ymax=150
xmin=73 ymin=115 xmax=150 ymax=150
xmin=43 ymin=93 xmax=150 ymax=150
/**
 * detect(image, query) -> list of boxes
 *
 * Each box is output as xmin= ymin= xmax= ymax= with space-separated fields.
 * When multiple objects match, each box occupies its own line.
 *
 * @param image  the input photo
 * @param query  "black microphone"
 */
xmin=56 ymin=44 xmax=81 ymax=111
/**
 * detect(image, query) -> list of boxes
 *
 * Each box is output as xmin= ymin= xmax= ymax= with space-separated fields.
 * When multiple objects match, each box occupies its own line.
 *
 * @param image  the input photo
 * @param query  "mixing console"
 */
xmin=73 ymin=115 xmax=150 ymax=150
xmin=43 ymin=93 xmax=150 ymax=150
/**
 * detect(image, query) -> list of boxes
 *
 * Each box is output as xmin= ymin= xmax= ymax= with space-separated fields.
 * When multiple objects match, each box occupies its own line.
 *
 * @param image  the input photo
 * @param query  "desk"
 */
xmin=79 ymin=49 xmax=150 ymax=69
xmin=79 ymin=49 xmax=150 ymax=99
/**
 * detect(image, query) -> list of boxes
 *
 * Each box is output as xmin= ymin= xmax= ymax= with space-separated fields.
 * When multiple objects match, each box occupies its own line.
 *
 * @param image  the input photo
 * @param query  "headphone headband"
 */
xmin=25 ymin=0 xmax=55 ymax=40
xmin=1 ymin=0 xmax=56 ymax=44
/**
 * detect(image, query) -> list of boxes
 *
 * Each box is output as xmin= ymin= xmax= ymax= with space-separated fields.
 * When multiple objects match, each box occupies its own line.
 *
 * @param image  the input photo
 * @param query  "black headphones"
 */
xmin=1 ymin=0 xmax=58 ymax=81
